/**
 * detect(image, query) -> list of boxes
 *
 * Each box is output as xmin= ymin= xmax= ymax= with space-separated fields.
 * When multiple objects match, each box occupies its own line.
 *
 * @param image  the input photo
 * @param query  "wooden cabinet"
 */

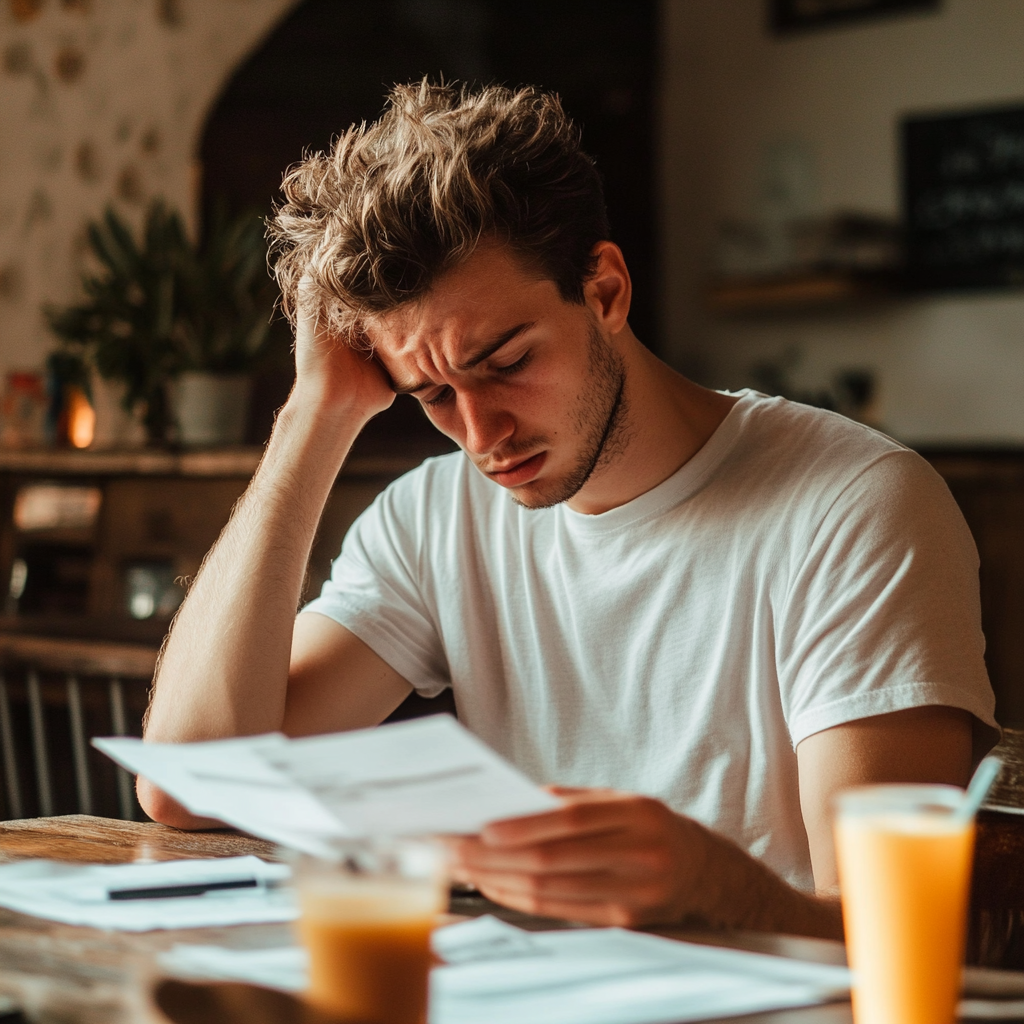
xmin=923 ymin=451 xmax=1024 ymax=729
xmin=89 ymin=477 xmax=249 ymax=618
xmin=0 ymin=447 xmax=443 ymax=821
xmin=0 ymin=448 xmax=413 ymax=644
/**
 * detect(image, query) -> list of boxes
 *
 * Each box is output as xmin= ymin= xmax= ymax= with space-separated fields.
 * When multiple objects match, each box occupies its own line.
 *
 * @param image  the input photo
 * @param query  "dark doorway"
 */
xmin=201 ymin=0 xmax=659 ymax=449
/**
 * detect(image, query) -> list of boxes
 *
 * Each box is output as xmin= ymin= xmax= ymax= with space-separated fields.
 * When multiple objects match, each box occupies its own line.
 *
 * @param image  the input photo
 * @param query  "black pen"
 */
xmin=107 ymin=878 xmax=260 ymax=901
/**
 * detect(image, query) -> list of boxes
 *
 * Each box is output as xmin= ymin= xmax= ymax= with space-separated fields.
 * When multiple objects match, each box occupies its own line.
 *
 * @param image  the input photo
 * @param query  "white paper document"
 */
xmin=159 ymin=943 xmax=308 ymax=991
xmin=158 ymin=915 xmax=852 ymax=1024
xmin=102 ymin=917 xmax=1024 ymax=1023
xmin=430 ymin=916 xmax=852 ymax=1024
xmin=94 ymin=716 xmax=558 ymax=853
xmin=0 ymin=856 xmax=295 ymax=931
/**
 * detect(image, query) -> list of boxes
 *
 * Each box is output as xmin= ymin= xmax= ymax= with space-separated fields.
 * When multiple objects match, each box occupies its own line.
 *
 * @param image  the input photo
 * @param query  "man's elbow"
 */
xmin=136 ymin=776 xmax=221 ymax=830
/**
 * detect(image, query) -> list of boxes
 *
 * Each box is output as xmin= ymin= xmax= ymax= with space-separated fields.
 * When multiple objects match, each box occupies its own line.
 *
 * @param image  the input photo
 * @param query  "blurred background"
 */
xmin=0 ymin=0 xmax=1021 ymax=821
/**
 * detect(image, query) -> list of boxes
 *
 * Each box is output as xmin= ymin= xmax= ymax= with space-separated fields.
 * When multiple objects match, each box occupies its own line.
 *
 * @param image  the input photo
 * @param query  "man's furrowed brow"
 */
xmin=389 ymin=321 xmax=536 ymax=394
xmin=454 ymin=321 xmax=536 ymax=372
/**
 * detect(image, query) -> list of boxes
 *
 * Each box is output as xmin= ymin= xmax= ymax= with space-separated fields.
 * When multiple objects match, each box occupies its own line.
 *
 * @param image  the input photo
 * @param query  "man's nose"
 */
xmin=458 ymin=389 xmax=514 ymax=456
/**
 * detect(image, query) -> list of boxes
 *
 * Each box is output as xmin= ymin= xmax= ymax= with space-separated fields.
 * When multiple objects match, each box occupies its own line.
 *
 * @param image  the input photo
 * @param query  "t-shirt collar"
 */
xmin=554 ymin=389 xmax=757 ymax=536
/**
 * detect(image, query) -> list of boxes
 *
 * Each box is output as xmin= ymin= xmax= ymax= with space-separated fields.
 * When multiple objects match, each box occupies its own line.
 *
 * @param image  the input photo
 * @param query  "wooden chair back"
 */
xmin=0 ymin=634 xmax=156 ymax=821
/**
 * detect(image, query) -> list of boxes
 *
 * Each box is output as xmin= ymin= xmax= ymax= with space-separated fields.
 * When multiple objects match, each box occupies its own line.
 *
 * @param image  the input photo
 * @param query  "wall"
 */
xmin=660 ymin=0 xmax=1024 ymax=445
xmin=0 ymin=0 xmax=297 ymax=377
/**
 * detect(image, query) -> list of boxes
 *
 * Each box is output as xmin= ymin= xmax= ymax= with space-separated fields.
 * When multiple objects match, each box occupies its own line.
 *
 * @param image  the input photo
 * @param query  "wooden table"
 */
xmin=0 ymin=815 xmax=856 ymax=1024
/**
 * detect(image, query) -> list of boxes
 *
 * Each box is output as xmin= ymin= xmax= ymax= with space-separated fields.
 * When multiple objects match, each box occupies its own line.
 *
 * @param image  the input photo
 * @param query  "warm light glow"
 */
xmin=14 ymin=484 xmax=102 ymax=531
xmin=67 ymin=387 xmax=95 ymax=448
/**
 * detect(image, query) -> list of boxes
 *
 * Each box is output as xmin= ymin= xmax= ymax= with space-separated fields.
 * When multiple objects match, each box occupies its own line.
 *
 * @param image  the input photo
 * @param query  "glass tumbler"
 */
xmin=290 ymin=837 xmax=448 ymax=1024
xmin=835 ymin=784 xmax=974 ymax=1024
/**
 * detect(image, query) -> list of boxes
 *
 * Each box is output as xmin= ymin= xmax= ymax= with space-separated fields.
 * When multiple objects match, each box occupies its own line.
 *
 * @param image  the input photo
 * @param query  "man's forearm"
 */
xmin=144 ymin=393 xmax=365 ymax=746
xmin=687 ymin=827 xmax=843 ymax=940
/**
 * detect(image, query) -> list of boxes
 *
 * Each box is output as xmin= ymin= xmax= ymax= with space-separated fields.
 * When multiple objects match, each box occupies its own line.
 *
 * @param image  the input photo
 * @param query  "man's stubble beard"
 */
xmin=512 ymin=321 xmax=631 ymax=510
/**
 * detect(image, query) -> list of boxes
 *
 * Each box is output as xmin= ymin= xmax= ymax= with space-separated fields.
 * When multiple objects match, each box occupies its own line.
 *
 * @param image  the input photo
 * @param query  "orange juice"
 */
xmin=835 ymin=785 xmax=974 ymax=1024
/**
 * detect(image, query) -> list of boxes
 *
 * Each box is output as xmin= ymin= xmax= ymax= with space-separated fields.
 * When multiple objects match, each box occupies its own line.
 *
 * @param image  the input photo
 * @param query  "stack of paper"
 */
xmin=0 ymin=856 xmax=295 ymax=931
xmin=159 ymin=915 xmax=852 ymax=1024
xmin=94 ymin=716 xmax=558 ymax=854
xmin=160 ymin=943 xmax=308 ymax=991
xmin=430 ymin=916 xmax=852 ymax=1024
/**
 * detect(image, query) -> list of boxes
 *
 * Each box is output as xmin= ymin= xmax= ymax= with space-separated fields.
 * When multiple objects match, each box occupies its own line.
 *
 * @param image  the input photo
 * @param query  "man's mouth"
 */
xmin=485 ymin=451 xmax=547 ymax=487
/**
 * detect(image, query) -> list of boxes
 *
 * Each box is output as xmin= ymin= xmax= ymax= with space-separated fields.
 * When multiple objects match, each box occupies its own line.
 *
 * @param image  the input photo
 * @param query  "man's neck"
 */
xmin=566 ymin=334 xmax=738 ymax=516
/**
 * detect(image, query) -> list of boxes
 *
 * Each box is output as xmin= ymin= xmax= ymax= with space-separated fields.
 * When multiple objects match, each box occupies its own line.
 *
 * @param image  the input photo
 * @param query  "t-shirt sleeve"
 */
xmin=302 ymin=472 xmax=451 ymax=698
xmin=777 ymin=449 xmax=998 ymax=754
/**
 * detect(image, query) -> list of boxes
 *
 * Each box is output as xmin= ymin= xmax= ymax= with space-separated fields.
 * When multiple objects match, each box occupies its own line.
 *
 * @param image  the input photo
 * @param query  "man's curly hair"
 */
xmin=268 ymin=79 xmax=610 ymax=343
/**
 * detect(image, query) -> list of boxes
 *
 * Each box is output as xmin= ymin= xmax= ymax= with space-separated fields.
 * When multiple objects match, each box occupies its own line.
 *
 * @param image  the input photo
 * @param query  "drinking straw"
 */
xmin=955 ymin=756 xmax=1003 ymax=824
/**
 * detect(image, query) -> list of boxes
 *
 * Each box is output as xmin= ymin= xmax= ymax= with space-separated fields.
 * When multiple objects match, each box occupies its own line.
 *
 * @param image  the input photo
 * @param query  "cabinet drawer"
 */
xmin=90 ymin=478 xmax=249 ymax=617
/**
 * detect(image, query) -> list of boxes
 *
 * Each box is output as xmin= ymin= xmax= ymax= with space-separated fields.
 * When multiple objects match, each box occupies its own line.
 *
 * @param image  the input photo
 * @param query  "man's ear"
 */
xmin=584 ymin=241 xmax=632 ymax=335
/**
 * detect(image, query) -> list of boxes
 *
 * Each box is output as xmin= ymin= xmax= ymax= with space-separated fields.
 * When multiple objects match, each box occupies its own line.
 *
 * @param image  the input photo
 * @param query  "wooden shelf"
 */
xmin=706 ymin=270 xmax=901 ymax=315
xmin=0 ymin=613 xmax=173 ymax=646
xmin=0 ymin=443 xmax=436 ymax=639
xmin=15 ymin=527 xmax=96 ymax=547
xmin=0 ymin=446 xmax=434 ymax=479
xmin=0 ymin=632 xmax=158 ymax=677
xmin=0 ymin=446 xmax=263 ymax=477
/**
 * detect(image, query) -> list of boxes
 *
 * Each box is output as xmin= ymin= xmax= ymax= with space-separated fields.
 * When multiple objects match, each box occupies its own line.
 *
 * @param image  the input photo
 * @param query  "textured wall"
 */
xmin=0 ymin=0 xmax=297 ymax=375
xmin=661 ymin=0 xmax=1024 ymax=445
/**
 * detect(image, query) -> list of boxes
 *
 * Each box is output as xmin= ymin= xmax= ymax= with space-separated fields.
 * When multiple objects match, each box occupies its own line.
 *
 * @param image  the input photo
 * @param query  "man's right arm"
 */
xmin=138 ymin=295 xmax=410 ymax=827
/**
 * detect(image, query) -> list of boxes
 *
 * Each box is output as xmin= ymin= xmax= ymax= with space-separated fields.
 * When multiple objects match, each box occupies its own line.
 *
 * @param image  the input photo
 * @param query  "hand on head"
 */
xmin=292 ymin=273 xmax=396 ymax=421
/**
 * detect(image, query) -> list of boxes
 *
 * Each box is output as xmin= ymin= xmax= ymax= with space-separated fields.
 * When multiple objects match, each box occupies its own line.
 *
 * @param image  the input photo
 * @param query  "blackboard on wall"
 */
xmin=902 ymin=103 xmax=1024 ymax=291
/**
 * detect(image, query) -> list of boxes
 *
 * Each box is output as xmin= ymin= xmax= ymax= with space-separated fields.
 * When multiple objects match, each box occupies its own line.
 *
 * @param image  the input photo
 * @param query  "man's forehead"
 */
xmin=368 ymin=305 xmax=523 ymax=361
xmin=364 ymin=247 xmax=556 ymax=363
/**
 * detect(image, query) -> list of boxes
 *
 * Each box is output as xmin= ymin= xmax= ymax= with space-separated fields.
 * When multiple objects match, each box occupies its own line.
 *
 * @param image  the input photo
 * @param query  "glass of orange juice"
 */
xmin=290 ymin=837 xmax=448 ymax=1024
xmin=835 ymin=785 xmax=974 ymax=1024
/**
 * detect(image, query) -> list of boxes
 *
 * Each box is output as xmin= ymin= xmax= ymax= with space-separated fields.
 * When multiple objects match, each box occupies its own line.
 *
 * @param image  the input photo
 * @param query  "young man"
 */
xmin=140 ymin=81 xmax=996 ymax=938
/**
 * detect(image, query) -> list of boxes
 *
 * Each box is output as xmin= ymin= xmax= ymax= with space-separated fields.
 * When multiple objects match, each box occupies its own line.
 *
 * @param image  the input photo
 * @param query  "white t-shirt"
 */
xmin=305 ymin=390 xmax=996 ymax=891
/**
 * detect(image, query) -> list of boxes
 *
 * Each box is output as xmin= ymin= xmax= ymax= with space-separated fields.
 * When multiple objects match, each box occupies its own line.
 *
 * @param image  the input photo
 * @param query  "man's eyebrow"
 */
xmin=453 ymin=321 xmax=535 ymax=371
xmin=389 ymin=321 xmax=536 ymax=395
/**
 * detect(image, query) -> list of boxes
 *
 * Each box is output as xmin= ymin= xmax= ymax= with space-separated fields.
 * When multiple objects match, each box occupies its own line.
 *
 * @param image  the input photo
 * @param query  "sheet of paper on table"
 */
xmin=159 ymin=915 xmax=853 ymax=1024
xmin=94 ymin=715 xmax=559 ymax=853
xmin=0 ymin=856 xmax=295 ymax=931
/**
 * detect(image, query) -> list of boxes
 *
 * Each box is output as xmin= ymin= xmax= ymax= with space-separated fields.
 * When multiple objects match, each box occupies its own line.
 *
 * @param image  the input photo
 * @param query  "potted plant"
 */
xmin=173 ymin=204 xmax=275 ymax=446
xmin=47 ymin=202 xmax=186 ymax=443
xmin=47 ymin=201 xmax=275 ymax=446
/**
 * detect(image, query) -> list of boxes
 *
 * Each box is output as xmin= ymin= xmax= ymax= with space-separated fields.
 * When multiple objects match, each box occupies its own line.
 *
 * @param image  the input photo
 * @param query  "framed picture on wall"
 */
xmin=770 ymin=0 xmax=940 ymax=34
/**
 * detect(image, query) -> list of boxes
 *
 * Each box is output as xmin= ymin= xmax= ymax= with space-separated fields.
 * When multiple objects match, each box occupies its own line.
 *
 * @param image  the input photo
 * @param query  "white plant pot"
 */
xmin=174 ymin=372 xmax=252 ymax=447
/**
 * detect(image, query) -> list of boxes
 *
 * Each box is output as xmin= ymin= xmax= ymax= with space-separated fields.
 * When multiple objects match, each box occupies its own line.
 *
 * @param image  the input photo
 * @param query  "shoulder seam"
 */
xmin=779 ymin=446 xmax=923 ymax=611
